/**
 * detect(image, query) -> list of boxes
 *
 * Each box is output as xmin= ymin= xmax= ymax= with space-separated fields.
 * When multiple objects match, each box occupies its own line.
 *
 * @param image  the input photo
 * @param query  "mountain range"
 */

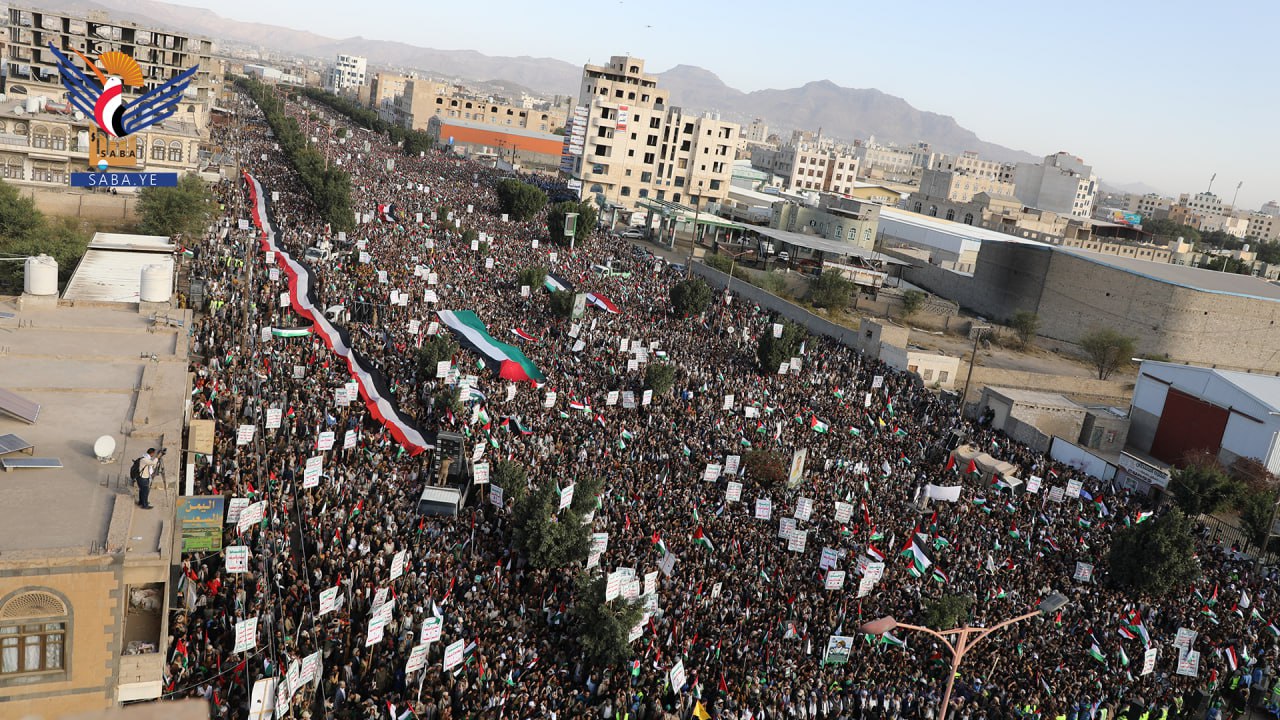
xmin=52 ymin=0 xmax=1158 ymax=185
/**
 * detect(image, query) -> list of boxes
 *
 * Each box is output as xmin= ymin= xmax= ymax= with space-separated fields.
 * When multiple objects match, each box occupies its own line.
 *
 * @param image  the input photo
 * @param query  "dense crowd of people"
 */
xmin=163 ymin=86 xmax=1280 ymax=720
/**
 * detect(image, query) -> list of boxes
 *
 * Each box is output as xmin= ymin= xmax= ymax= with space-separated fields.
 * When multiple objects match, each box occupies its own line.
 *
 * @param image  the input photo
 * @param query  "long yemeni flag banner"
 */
xmin=243 ymin=171 xmax=431 ymax=455
xmin=437 ymin=310 xmax=546 ymax=384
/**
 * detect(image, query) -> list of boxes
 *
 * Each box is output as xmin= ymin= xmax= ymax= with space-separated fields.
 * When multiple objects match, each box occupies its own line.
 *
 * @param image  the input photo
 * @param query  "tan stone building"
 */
xmin=393 ymin=79 xmax=568 ymax=135
xmin=749 ymin=133 xmax=860 ymax=196
xmin=917 ymin=166 xmax=1016 ymax=204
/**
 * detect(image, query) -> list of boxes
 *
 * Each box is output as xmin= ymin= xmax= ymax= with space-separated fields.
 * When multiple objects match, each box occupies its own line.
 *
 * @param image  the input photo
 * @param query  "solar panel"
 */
xmin=0 ymin=388 xmax=40 ymax=424
xmin=0 ymin=433 xmax=33 ymax=456
xmin=1 ymin=457 xmax=62 ymax=470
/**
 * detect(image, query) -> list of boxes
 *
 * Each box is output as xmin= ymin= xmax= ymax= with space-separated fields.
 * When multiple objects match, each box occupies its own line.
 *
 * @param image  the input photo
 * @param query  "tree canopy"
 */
xmin=1169 ymin=456 xmax=1239 ymax=518
xmin=570 ymin=573 xmax=644 ymax=667
xmin=511 ymin=478 xmax=591 ymax=569
xmin=669 ymin=278 xmax=712 ymax=317
xmin=0 ymin=180 xmax=89 ymax=293
xmin=1106 ymin=508 xmax=1200 ymax=597
xmin=644 ymin=363 xmax=676 ymax=395
xmin=757 ymin=320 xmax=807 ymax=374
xmin=810 ymin=270 xmax=854 ymax=309
xmin=1010 ymin=310 xmax=1040 ymax=347
xmin=546 ymin=201 xmax=597 ymax=246
xmin=921 ymin=594 xmax=974 ymax=630
xmin=137 ymin=173 xmax=215 ymax=240
xmin=1079 ymin=327 xmax=1137 ymax=380
xmin=495 ymin=179 xmax=548 ymax=222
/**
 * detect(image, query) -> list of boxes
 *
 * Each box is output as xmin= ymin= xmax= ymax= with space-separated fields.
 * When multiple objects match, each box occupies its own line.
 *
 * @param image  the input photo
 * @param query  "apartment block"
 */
xmin=367 ymin=72 xmax=411 ymax=121
xmin=325 ymin=53 xmax=366 ymax=94
xmin=852 ymin=139 xmax=930 ymax=183
xmin=917 ymin=166 xmax=1015 ymax=204
xmin=1012 ymin=151 xmax=1097 ymax=218
xmin=770 ymin=194 xmax=882 ymax=249
xmin=1137 ymin=193 xmax=1173 ymax=220
xmin=749 ymin=136 xmax=859 ymax=196
xmin=567 ymin=55 xmax=737 ymax=209
xmin=393 ymin=79 xmax=568 ymax=135
xmin=1246 ymin=213 xmax=1280 ymax=242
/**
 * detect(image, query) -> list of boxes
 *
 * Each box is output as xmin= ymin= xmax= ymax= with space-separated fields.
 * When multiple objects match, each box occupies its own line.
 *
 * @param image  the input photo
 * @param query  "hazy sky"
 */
xmin=169 ymin=0 xmax=1279 ymax=208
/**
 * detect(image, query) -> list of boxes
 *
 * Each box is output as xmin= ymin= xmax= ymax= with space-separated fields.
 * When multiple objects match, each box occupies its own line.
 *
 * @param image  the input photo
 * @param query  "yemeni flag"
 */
xmin=586 ymin=292 xmax=620 ymax=314
xmin=510 ymin=328 xmax=538 ymax=342
xmin=900 ymin=533 xmax=934 ymax=571
xmin=438 ymin=310 xmax=545 ymax=383
xmin=378 ymin=203 xmax=397 ymax=223
xmin=931 ymin=568 xmax=950 ymax=584
xmin=866 ymin=545 xmax=885 ymax=562
xmin=543 ymin=272 xmax=572 ymax=293
xmin=693 ymin=527 xmax=715 ymax=552
xmin=809 ymin=416 xmax=830 ymax=434
xmin=1224 ymin=646 xmax=1239 ymax=672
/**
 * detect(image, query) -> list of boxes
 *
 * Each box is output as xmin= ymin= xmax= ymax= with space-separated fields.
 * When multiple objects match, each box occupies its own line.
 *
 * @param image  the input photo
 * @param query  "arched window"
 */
xmin=964 ymin=213 xmax=974 ymax=225
xmin=913 ymin=202 xmax=922 ymax=213
xmin=928 ymin=205 xmax=938 ymax=217
xmin=31 ymin=124 xmax=48 ymax=149
xmin=168 ymin=141 xmax=182 ymax=163
xmin=1 ymin=590 xmax=68 ymax=677
xmin=151 ymin=139 xmax=165 ymax=161
xmin=49 ymin=127 xmax=66 ymax=150
xmin=945 ymin=209 xmax=955 ymax=221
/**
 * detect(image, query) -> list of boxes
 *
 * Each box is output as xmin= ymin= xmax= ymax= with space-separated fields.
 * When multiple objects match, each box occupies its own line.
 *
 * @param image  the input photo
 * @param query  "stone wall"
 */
xmin=965 ymin=365 xmax=1133 ymax=404
xmin=19 ymin=186 xmax=139 ymax=225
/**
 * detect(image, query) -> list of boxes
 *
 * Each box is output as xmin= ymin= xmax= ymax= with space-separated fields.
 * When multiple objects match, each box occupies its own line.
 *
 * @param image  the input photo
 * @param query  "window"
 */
xmin=31 ymin=125 xmax=47 ymax=148
xmin=0 ymin=591 xmax=68 ymax=679
xmin=938 ymin=371 xmax=949 ymax=383
xmin=946 ymin=209 xmax=955 ymax=221
xmin=620 ymin=186 xmax=631 ymax=197
xmin=922 ymin=369 xmax=933 ymax=381
xmin=964 ymin=213 xmax=974 ymax=225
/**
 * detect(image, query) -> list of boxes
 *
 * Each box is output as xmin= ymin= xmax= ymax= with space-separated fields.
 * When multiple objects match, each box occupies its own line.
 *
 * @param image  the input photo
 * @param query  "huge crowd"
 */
xmin=163 ymin=87 xmax=1280 ymax=720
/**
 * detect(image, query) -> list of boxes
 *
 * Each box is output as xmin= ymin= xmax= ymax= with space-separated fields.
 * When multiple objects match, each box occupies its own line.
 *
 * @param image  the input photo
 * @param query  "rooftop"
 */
xmin=64 ymin=233 xmax=175 ymax=304
xmin=1140 ymin=360 xmax=1280 ymax=415
xmin=746 ymin=225 xmax=913 ymax=267
xmin=986 ymin=386 xmax=1083 ymax=410
xmin=0 ymin=299 xmax=189 ymax=561
xmin=1056 ymin=247 xmax=1280 ymax=302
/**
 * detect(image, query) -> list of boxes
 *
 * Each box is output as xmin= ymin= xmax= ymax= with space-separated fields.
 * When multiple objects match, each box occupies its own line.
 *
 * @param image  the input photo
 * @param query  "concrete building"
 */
xmin=1012 ymin=151 xmax=1097 ymax=219
xmin=567 ymin=56 xmax=738 ymax=210
xmin=771 ymin=194 xmax=882 ymax=250
xmin=855 ymin=318 xmax=959 ymax=390
xmin=367 ymin=72 xmax=412 ymax=121
xmin=892 ymin=236 xmax=1280 ymax=371
xmin=1137 ymin=193 xmax=1174 ymax=221
xmin=392 ymin=79 xmax=568 ymax=134
xmin=917 ymin=166 xmax=1016 ymax=205
xmin=852 ymin=140 xmax=926 ymax=183
xmin=1129 ymin=360 xmax=1280 ymax=473
xmin=1246 ymin=213 xmax=1280 ymax=242
xmin=243 ymin=63 xmax=305 ymax=86
xmin=931 ymin=151 xmax=1014 ymax=182
xmin=750 ymin=138 xmax=860 ymax=196
xmin=0 ymin=286 xmax=191 ymax=715
xmin=978 ymin=387 xmax=1089 ymax=453
xmin=427 ymin=117 xmax=565 ymax=171
xmin=325 ymin=53 xmax=366 ymax=94
xmin=741 ymin=118 xmax=769 ymax=144
xmin=1261 ymin=201 xmax=1280 ymax=217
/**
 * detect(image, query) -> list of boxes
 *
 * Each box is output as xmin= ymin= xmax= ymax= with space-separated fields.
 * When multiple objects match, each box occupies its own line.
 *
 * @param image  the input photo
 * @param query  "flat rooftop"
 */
xmin=986 ymin=386 xmax=1082 ymax=409
xmin=0 ymin=299 xmax=189 ymax=561
xmin=1056 ymin=247 xmax=1280 ymax=302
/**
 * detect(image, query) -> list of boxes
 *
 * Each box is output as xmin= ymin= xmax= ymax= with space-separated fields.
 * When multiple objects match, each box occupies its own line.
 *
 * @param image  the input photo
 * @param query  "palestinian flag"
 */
xmin=1008 ymin=524 xmax=1021 ymax=539
xmin=1269 ymin=622 xmax=1280 ymax=638
xmin=621 ymin=429 xmax=634 ymax=441
xmin=510 ymin=328 xmax=538 ymax=342
xmin=1078 ymin=517 xmax=1093 ymax=529
xmin=809 ymin=417 xmax=829 ymax=433
xmin=966 ymin=459 xmax=979 ymax=474
xmin=907 ymin=562 xmax=924 ymax=578
xmin=879 ymin=632 xmax=906 ymax=648
xmin=1044 ymin=537 xmax=1060 ymax=552
xmin=1135 ymin=510 xmax=1154 ymax=524
xmin=990 ymin=587 xmax=1008 ymax=600
xmin=693 ymin=527 xmax=715 ymax=552
xmin=1117 ymin=626 xmax=1137 ymax=641
xmin=652 ymin=532 xmax=669 ymax=557
xmin=945 ymin=455 xmax=956 ymax=472
xmin=378 ymin=203 xmax=397 ymax=223
xmin=586 ymin=293 xmax=620 ymax=314
xmin=1119 ymin=647 xmax=1130 ymax=667
xmin=1087 ymin=643 xmax=1106 ymax=664
xmin=972 ymin=497 xmax=988 ymax=507
xmin=900 ymin=533 xmax=934 ymax=570
xmin=543 ymin=272 xmax=572 ymax=293
xmin=438 ymin=310 xmax=545 ymax=383
xmin=271 ymin=327 xmax=312 ymax=338
xmin=848 ymin=427 xmax=862 ymax=436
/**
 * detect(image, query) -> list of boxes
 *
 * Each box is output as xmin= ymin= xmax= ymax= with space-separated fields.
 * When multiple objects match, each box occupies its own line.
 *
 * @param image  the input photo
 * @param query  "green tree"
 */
xmin=517 ymin=266 xmax=548 ymax=292
xmin=549 ymin=290 xmax=576 ymax=319
xmin=900 ymin=289 xmax=926 ymax=317
xmin=512 ymin=478 xmax=591 ymax=569
xmin=0 ymin=183 xmax=89 ymax=292
xmin=570 ymin=573 xmax=644 ymax=667
xmin=753 ymin=271 xmax=787 ymax=295
xmin=0 ymin=179 xmax=44 ymax=240
xmin=703 ymin=253 xmax=733 ymax=273
xmin=495 ymin=179 xmax=548 ymax=222
xmin=546 ymin=201 xmax=597 ymax=246
xmin=401 ymin=130 xmax=433 ymax=157
xmin=756 ymin=321 xmax=807 ymax=374
xmin=1255 ymin=241 xmax=1280 ymax=266
xmin=1169 ymin=457 xmax=1239 ymax=518
xmin=921 ymin=594 xmax=974 ymax=630
xmin=644 ymin=363 xmax=676 ymax=395
xmin=137 ymin=173 xmax=215 ymax=240
xmin=491 ymin=460 xmax=529 ymax=506
xmin=1107 ymin=508 xmax=1200 ymax=596
xmin=1238 ymin=490 xmax=1277 ymax=552
xmin=571 ymin=475 xmax=605 ymax=516
xmin=415 ymin=336 xmax=458 ymax=376
xmin=810 ymin=269 xmax=854 ymax=309
xmin=743 ymin=449 xmax=787 ymax=488
xmin=669 ymin=278 xmax=712 ymax=317
xmin=1010 ymin=310 xmax=1041 ymax=348
xmin=1198 ymin=256 xmax=1251 ymax=275
xmin=1143 ymin=218 xmax=1200 ymax=244
xmin=1079 ymin=327 xmax=1137 ymax=380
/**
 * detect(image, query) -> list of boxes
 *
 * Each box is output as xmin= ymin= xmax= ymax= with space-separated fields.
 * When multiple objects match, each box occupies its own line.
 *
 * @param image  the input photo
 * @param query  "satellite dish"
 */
xmin=93 ymin=435 xmax=116 ymax=462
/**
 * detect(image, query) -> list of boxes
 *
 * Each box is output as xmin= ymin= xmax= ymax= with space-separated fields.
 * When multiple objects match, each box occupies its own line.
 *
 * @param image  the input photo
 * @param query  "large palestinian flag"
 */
xmin=243 ymin=172 xmax=431 ymax=455
xmin=544 ymin=272 xmax=572 ymax=293
xmin=437 ymin=310 xmax=546 ymax=384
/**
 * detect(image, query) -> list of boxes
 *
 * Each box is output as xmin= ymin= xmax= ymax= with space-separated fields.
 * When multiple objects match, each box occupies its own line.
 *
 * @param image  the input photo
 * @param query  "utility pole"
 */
xmin=958 ymin=327 xmax=987 ymax=417
xmin=1233 ymin=181 xmax=1243 ymax=209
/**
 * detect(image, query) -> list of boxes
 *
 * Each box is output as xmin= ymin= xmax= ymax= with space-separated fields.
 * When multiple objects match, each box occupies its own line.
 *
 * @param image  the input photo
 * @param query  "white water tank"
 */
xmin=139 ymin=264 xmax=171 ymax=303
xmin=24 ymin=255 xmax=58 ymax=295
xmin=24 ymin=96 xmax=39 ymax=114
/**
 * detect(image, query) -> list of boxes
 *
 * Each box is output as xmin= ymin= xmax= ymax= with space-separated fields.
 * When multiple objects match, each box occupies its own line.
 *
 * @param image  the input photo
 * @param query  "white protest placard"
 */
xmin=261 ymin=326 xmax=271 ymax=343
xmin=795 ymin=497 xmax=814 ymax=522
xmin=472 ymin=461 xmax=490 ymax=485
xmin=343 ymin=430 xmax=357 ymax=450
xmin=427 ymin=272 xmax=438 ymax=285
xmin=726 ymin=481 xmax=743 ymax=503
xmin=345 ymin=381 xmax=360 ymax=402
xmin=236 ymin=424 xmax=256 ymax=446
xmin=642 ymin=390 xmax=653 ymax=406
xmin=558 ymin=484 xmax=575 ymax=511
xmin=605 ymin=572 xmax=622 ymax=602
xmin=725 ymin=455 xmax=740 ymax=475
xmin=365 ymin=612 xmax=387 ymax=647
xmin=658 ymin=551 xmax=677 ymax=577
xmin=778 ymin=362 xmax=789 ymax=376
xmin=226 ymin=545 xmax=250 ymax=573
xmin=858 ymin=576 xmax=876 ymax=598
xmin=864 ymin=561 xmax=886 ymax=583
xmin=275 ymin=675 xmax=291 ymax=719
xmin=1141 ymin=647 xmax=1158 ymax=676
xmin=788 ymin=529 xmax=808 ymax=553
xmin=779 ymin=517 xmax=797 ymax=540
xmin=723 ymin=394 xmax=735 ymax=410
xmin=834 ymin=501 xmax=853 ymax=524
xmin=286 ymin=659 xmax=302 ymax=696
xmin=1073 ymin=562 xmax=1094 ymax=583
xmin=744 ymin=406 xmax=759 ymax=419
xmin=644 ymin=570 xmax=658 ymax=597
xmin=226 ymin=497 xmax=250 ymax=525
xmin=872 ymin=375 xmax=884 ymax=389
xmin=1066 ymin=478 xmax=1084 ymax=498
xmin=756 ymin=498 xmax=773 ymax=520
xmin=489 ymin=484 xmax=504 ymax=507
xmin=772 ymin=323 xmax=783 ymax=338
xmin=1048 ymin=486 xmax=1065 ymax=503
xmin=1026 ymin=475 xmax=1042 ymax=494
xmin=334 ymin=387 xmax=350 ymax=407
xmin=293 ymin=365 xmax=305 ymax=379
xmin=622 ymin=578 xmax=641 ymax=600
xmin=865 ymin=393 xmax=872 ymax=408
xmin=703 ymin=463 xmax=722 ymax=482
xmin=544 ymin=391 xmax=558 ymax=409
xmin=318 ymin=586 xmax=338 ymax=617
xmin=825 ymin=570 xmax=846 ymax=590
xmin=237 ymin=501 xmax=265 ymax=533
xmin=300 ymin=651 xmax=322 ymax=687
xmin=521 ymin=285 xmax=530 ymax=297
xmin=436 ymin=361 xmax=452 ymax=379
xmin=266 ymin=408 xmax=282 ymax=430
xmin=238 ymin=218 xmax=250 ymax=230
xmin=606 ymin=391 xmax=619 ymax=406
xmin=669 ymin=659 xmax=687 ymax=693
xmin=424 ymin=289 xmax=439 ymax=303
xmin=420 ymin=616 xmax=443 ymax=644
xmin=443 ymin=639 xmax=466 ymax=671
xmin=390 ymin=550 xmax=407 ymax=581
xmin=405 ymin=643 xmax=430 ymax=674
xmin=316 ymin=431 xmax=335 ymax=451
xmin=1173 ymin=628 xmax=1197 ymax=652
xmin=789 ymin=357 xmax=802 ymax=372
xmin=1176 ymin=649 xmax=1200 ymax=677
xmin=234 ymin=617 xmax=258 ymax=653
xmin=303 ymin=455 xmax=323 ymax=488
xmin=820 ymin=547 xmax=840 ymax=571
xmin=622 ymin=391 xmax=636 ymax=409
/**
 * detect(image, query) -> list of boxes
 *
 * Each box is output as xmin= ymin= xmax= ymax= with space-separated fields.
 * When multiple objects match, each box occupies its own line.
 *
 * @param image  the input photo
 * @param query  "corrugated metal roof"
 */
xmin=63 ymin=234 xmax=174 ymax=303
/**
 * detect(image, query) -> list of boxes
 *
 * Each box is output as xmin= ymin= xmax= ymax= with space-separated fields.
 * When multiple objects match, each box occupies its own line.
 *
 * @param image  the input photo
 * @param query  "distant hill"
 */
xmin=50 ymin=0 xmax=1049 ymax=164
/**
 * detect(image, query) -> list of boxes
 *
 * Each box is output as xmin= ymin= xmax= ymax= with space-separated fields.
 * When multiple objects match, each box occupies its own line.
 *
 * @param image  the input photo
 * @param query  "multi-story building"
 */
xmin=741 ymin=118 xmax=769 ymax=144
xmin=1012 ymin=151 xmax=1097 ymax=218
xmin=917 ymin=166 xmax=1016 ymax=204
xmin=1246 ymin=213 xmax=1280 ymax=242
xmin=567 ymin=55 xmax=738 ymax=209
xmin=1261 ymin=200 xmax=1280 ymax=217
xmin=1137 ymin=193 xmax=1173 ymax=221
xmin=393 ymin=79 xmax=568 ymax=135
xmin=931 ymin=151 xmax=1014 ymax=183
xmin=3 ymin=6 xmax=218 ymax=121
xmin=771 ymin=194 xmax=882 ymax=250
xmin=243 ymin=63 xmax=306 ymax=86
xmin=325 ymin=53 xmax=366 ymax=94
xmin=749 ymin=137 xmax=859 ymax=196
xmin=852 ymin=139 xmax=930 ymax=183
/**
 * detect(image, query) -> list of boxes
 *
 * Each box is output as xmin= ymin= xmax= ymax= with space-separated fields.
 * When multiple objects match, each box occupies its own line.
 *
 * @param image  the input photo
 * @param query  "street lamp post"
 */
xmin=860 ymin=593 xmax=1068 ymax=720
xmin=723 ymin=247 xmax=753 ymax=304
xmin=958 ymin=327 xmax=988 ymax=417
